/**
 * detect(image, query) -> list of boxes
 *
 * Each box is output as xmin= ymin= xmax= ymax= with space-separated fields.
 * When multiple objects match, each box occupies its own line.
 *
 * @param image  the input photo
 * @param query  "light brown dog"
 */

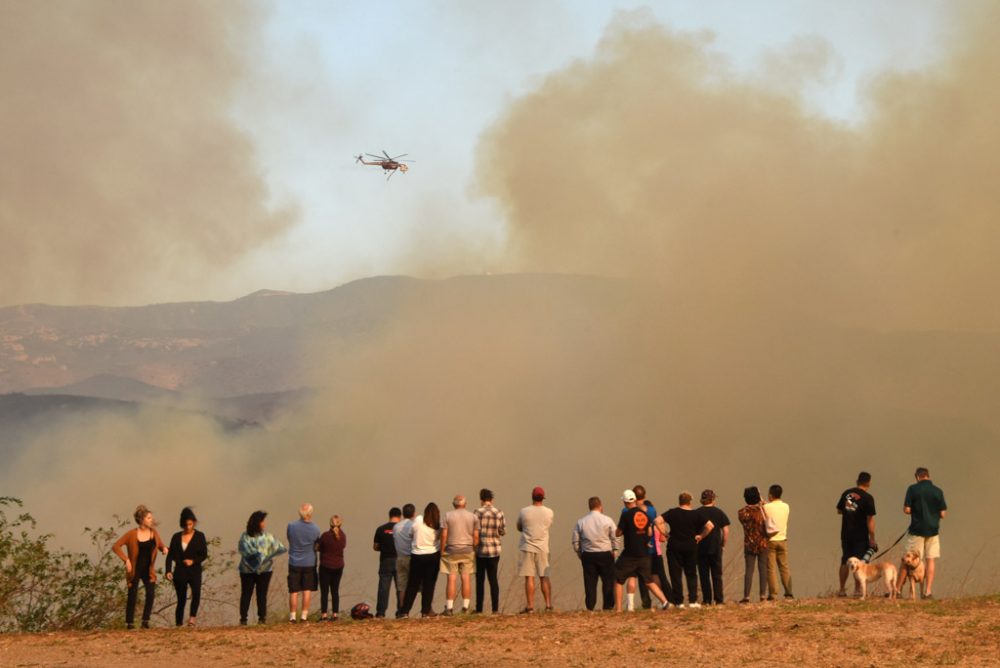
xmin=898 ymin=550 xmax=926 ymax=600
xmin=846 ymin=557 xmax=898 ymax=599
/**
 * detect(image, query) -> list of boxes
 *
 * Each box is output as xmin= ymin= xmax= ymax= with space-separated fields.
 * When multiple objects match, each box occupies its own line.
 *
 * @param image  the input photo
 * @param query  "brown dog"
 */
xmin=898 ymin=551 xmax=926 ymax=600
xmin=846 ymin=557 xmax=898 ymax=599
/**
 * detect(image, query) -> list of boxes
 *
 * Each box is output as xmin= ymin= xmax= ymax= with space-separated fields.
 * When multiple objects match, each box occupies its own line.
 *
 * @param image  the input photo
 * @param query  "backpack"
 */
xmin=350 ymin=602 xmax=374 ymax=620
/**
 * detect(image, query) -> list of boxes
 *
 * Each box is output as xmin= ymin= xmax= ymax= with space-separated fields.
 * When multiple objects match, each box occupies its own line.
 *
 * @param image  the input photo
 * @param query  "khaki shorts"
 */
xmin=440 ymin=551 xmax=475 ymax=575
xmin=517 ymin=550 xmax=550 ymax=578
xmin=906 ymin=534 xmax=941 ymax=560
xmin=396 ymin=555 xmax=411 ymax=592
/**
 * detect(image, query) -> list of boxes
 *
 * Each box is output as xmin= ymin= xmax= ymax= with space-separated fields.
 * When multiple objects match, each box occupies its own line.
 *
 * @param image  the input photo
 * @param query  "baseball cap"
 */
xmin=532 ymin=486 xmax=545 ymax=500
xmin=622 ymin=489 xmax=637 ymax=503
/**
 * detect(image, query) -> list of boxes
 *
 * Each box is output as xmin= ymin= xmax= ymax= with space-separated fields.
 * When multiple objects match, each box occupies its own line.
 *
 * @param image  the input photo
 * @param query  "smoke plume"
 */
xmin=0 ymin=0 xmax=295 ymax=307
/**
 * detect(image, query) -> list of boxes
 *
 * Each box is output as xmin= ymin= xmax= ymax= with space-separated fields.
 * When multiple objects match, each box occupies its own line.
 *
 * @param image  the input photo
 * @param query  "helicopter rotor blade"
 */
xmin=390 ymin=153 xmax=408 ymax=160
xmin=365 ymin=154 xmax=385 ymax=161
xmin=383 ymin=150 xmax=392 ymax=160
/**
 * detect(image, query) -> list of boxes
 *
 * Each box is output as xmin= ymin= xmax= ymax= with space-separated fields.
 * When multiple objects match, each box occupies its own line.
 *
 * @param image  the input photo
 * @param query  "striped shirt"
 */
xmin=474 ymin=504 xmax=506 ymax=557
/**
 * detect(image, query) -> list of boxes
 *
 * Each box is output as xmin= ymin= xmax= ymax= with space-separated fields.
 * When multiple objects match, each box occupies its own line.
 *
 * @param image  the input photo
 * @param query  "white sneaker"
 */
xmin=676 ymin=603 xmax=686 ymax=609
xmin=688 ymin=602 xmax=702 ymax=609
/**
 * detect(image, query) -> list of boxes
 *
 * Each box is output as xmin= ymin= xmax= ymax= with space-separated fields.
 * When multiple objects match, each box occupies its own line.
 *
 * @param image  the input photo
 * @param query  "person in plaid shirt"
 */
xmin=474 ymin=488 xmax=506 ymax=613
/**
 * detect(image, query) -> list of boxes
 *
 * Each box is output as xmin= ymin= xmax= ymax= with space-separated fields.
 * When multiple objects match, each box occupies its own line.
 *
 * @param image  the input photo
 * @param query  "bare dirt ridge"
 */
xmin=2 ymin=597 xmax=999 ymax=667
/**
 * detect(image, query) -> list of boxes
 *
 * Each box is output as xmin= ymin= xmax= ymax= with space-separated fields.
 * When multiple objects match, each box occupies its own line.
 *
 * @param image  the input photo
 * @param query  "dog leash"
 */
xmin=870 ymin=530 xmax=908 ymax=562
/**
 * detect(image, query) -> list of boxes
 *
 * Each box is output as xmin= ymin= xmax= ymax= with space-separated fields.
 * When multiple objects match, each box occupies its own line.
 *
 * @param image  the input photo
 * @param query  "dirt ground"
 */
xmin=2 ymin=597 xmax=999 ymax=667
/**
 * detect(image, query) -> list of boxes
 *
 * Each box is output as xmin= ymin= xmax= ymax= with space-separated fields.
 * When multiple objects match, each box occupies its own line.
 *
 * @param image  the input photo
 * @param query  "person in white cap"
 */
xmin=614 ymin=490 xmax=670 ymax=612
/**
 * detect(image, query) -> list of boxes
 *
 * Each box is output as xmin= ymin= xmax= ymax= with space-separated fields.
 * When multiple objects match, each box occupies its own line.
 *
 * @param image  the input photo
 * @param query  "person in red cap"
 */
xmin=516 ymin=486 xmax=554 ymax=613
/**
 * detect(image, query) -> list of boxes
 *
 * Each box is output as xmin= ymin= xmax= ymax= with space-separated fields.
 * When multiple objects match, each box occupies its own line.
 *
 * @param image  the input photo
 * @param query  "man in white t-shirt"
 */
xmin=763 ymin=484 xmax=793 ymax=600
xmin=516 ymin=486 xmax=555 ymax=613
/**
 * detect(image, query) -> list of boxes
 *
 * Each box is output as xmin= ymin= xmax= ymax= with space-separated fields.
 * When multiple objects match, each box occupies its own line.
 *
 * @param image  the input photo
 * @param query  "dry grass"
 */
xmin=2 ymin=597 xmax=999 ymax=667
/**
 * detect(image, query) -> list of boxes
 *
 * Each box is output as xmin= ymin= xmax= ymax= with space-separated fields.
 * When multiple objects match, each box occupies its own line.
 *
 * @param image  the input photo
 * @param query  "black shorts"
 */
xmin=841 ymin=539 xmax=869 ymax=565
xmin=288 ymin=565 xmax=318 ymax=592
xmin=615 ymin=554 xmax=653 ymax=585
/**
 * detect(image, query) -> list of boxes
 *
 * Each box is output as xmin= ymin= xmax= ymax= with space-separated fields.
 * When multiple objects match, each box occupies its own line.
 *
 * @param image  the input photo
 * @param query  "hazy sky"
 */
xmin=225 ymin=1 xmax=951 ymax=298
xmin=1 ymin=1 xmax=956 ymax=306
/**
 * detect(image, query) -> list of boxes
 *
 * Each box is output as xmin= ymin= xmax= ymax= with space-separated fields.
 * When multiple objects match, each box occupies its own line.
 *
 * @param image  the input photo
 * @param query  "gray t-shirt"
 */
xmin=517 ymin=505 xmax=554 ymax=553
xmin=443 ymin=508 xmax=479 ymax=554
xmin=393 ymin=518 xmax=414 ymax=556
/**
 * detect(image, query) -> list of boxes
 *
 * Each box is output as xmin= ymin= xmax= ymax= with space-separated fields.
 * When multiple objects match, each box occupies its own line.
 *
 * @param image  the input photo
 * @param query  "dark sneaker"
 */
xmin=519 ymin=607 xmax=534 ymax=614
xmin=461 ymin=607 xmax=469 ymax=614
xmin=441 ymin=609 xmax=454 ymax=617
xmin=739 ymin=598 xmax=750 ymax=604
xmin=239 ymin=619 xmax=248 ymax=626
xmin=422 ymin=611 xmax=438 ymax=618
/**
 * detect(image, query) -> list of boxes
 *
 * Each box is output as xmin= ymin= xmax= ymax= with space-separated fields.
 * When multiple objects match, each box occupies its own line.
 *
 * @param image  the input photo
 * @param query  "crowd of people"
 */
xmin=110 ymin=469 xmax=947 ymax=628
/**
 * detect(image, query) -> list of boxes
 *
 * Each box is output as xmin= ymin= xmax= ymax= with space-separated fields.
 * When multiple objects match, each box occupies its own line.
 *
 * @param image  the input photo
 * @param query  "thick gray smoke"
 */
xmin=0 ymin=1 xmax=295 ymax=307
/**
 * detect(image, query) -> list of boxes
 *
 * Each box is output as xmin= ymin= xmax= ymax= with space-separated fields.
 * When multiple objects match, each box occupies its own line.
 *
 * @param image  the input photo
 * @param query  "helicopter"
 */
xmin=355 ymin=150 xmax=414 ymax=179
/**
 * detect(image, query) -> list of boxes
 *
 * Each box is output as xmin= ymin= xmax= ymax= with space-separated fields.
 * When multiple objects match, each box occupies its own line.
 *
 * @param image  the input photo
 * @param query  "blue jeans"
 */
xmin=376 ymin=556 xmax=397 ymax=617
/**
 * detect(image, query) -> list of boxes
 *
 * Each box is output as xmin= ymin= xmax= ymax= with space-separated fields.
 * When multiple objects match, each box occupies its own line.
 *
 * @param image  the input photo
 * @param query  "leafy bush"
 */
xmin=0 ymin=496 xmax=127 ymax=631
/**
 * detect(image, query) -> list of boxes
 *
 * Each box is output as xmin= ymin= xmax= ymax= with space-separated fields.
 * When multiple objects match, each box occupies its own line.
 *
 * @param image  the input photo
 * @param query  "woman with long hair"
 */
xmin=317 ymin=515 xmax=346 ymax=620
xmin=237 ymin=510 xmax=288 ymax=625
xmin=165 ymin=507 xmax=208 ymax=626
xmin=737 ymin=486 xmax=770 ymax=603
xmin=112 ymin=505 xmax=168 ymax=629
xmin=399 ymin=502 xmax=441 ymax=618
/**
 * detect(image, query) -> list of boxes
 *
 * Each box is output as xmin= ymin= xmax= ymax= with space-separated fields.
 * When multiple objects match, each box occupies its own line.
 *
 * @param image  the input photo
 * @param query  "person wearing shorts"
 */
xmin=517 ymin=486 xmax=554 ymax=613
xmin=440 ymin=495 xmax=480 ymax=615
xmin=899 ymin=467 xmax=947 ymax=599
xmin=836 ymin=472 xmax=876 ymax=597
xmin=615 ymin=490 xmax=669 ymax=611
xmin=392 ymin=504 xmax=416 ymax=617
xmin=286 ymin=503 xmax=321 ymax=622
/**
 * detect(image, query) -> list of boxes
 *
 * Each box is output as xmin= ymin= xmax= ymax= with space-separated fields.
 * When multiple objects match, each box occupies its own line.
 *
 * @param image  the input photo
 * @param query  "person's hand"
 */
xmin=124 ymin=559 xmax=132 ymax=572
xmin=694 ymin=535 xmax=702 ymax=543
xmin=183 ymin=559 xmax=194 ymax=566
xmin=166 ymin=572 xmax=173 ymax=581
xmin=161 ymin=546 xmax=169 ymax=555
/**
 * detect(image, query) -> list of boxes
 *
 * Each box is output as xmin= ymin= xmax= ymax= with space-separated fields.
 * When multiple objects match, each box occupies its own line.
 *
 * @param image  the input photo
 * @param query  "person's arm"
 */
xmin=155 ymin=529 xmax=168 ymax=555
xmin=112 ymin=531 xmax=131 ymax=572
xmin=473 ymin=525 xmax=481 ymax=551
xmin=273 ymin=536 xmax=288 ymax=557
xmin=373 ymin=527 xmax=381 ymax=552
xmin=694 ymin=520 xmax=715 ymax=544
xmin=721 ymin=525 xmax=729 ymax=549
xmin=498 ymin=511 xmax=506 ymax=537
xmin=440 ymin=526 xmax=449 ymax=554
xmin=903 ymin=487 xmax=913 ymax=515
xmin=192 ymin=532 xmax=208 ymax=565
xmin=654 ymin=515 xmax=669 ymax=540
xmin=164 ymin=534 xmax=177 ymax=577
xmin=516 ymin=514 xmax=523 ymax=533
xmin=571 ymin=523 xmax=581 ymax=555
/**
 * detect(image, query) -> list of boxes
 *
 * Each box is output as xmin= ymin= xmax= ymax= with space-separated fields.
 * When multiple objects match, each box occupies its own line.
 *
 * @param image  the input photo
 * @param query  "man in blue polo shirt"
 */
xmin=900 ymin=467 xmax=947 ymax=599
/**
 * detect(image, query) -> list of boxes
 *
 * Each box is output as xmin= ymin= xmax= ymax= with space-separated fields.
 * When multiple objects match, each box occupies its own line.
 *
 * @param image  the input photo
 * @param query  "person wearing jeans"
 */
xmin=474 ymin=489 xmax=506 ymax=614
xmin=737 ymin=486 xmax=770 ymax=603
xmin=399 ymin=503 xmax=442 ymax=618
xmin=164 ymin=507 xmax=208 ymax=627
xmin=318 ymin=515 xmax=347 ymax=620
xmin=237 ymin=510 xmax=287 ymax=625
xmin=372 ymin=508 xmax=400 ymax=618
xmin=112 ymin=505 xmax=168 ymax=630
xmin=655 ymin=492 xmax=713 ymax=608
xmin=764 ymin=484 xmax=793 ymax=599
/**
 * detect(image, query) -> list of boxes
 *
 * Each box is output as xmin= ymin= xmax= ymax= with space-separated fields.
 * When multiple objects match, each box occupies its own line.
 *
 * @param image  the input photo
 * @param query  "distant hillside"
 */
xmin=0 ymin=274 xmax=630 ymax=397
